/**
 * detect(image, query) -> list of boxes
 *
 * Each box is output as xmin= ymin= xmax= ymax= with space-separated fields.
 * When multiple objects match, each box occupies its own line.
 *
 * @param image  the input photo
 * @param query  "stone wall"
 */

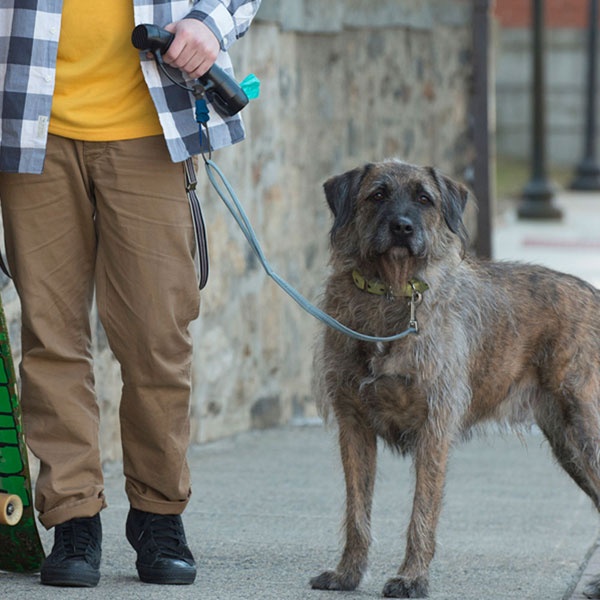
xmin=0 ymin=0 xmax=475 ymax=462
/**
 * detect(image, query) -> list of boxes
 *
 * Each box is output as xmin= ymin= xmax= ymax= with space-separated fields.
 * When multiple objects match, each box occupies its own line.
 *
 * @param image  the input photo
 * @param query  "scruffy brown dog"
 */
xmin=310 ymin=159 xmax=600 ymax=598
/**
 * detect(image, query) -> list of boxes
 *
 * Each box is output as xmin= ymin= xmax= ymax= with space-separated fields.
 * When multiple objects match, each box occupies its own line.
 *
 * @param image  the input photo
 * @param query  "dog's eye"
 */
xmin=369 ymin=190 xmax=386 ymax=202
xmin=416 ymin=193 xmax=432 ymax=205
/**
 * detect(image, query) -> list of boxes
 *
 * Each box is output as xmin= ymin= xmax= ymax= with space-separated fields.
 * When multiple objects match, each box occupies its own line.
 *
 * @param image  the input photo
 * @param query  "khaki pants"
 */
xmin=0 ymin=135 xmax=201 ymax=529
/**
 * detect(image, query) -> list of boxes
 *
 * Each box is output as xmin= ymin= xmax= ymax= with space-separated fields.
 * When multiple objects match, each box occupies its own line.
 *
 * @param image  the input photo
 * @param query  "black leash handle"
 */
xmin=131 ymin=24 xmax=249 ymax=117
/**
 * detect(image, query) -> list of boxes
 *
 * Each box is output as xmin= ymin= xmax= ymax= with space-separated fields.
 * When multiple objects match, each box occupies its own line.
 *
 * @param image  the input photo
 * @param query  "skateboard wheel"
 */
xmin=0 ymin=493 xmax=23 ymax=526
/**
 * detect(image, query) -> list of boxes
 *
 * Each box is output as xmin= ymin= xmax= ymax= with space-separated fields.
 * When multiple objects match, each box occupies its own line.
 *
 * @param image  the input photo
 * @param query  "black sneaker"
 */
xmin=41 ymin=514 xmax=102 ymax=587
xmin=126 ymin=507 xmax=196 ymax=585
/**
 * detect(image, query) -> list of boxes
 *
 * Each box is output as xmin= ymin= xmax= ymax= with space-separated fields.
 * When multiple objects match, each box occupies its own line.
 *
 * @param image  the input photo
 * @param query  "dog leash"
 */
xmin=202 ymin=157 xmax=420 ymax=343
xmin=184 ymin=157 xmax=210 ymax=289
xmin=144 ymin=54 xmax=420 ymax=344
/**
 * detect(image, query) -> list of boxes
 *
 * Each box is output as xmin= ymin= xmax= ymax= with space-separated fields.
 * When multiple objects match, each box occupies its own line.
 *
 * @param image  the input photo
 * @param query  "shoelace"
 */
xmin=141 ymin=515 xmax=189 ymax=560
xmin=55 ymin=519 xmax=98 ymax=560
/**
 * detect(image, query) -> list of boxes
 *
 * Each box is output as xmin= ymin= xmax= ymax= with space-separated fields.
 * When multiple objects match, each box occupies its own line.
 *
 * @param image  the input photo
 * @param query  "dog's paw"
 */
xmin=310 ymin=570 xmax=359 ymax=591
xmin=584 ymin=576 xmax=600 ymax=599
xmin=382 ymin=576 xmax=428 ymax=598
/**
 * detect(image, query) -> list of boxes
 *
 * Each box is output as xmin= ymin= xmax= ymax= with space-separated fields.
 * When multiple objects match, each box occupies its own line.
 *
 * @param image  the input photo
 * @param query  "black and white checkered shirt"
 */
xmin=0 ymin=0 xmax=260 ymax=174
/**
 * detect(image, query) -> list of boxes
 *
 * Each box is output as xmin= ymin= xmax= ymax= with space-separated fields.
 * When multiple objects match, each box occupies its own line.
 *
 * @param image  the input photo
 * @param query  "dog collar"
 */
xmin=352 ymin=270 xmax=429 ymax=298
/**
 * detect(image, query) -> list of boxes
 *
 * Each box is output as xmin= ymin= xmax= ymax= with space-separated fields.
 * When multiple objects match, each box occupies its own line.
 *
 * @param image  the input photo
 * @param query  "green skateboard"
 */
xmin=0 ymin=295 xmax=44 ymax=573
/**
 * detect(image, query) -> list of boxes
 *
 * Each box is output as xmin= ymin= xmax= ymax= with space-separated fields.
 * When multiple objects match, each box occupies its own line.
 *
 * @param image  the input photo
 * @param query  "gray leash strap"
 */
xmin=184 ymin=157 xmax=210 ymax=289
xmin=202 ymin=158 xmax=418 ymax=344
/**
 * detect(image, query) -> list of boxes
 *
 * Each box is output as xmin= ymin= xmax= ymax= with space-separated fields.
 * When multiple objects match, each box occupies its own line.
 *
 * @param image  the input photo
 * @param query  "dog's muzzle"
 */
xmin=382 ymin=214 xmax=426 ymax=257
xmin=389 ymin=216 xmax=414 ymax=245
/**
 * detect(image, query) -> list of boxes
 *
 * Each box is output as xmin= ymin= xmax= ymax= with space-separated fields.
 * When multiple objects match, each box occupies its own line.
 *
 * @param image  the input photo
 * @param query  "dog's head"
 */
xmin=323 ymin=159 xmax=469 ymax=274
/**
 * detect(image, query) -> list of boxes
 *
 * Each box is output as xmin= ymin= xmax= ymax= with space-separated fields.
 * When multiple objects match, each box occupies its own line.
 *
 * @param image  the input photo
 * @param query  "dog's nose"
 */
xmin=390 ymin=217 xmax=414 ymax=237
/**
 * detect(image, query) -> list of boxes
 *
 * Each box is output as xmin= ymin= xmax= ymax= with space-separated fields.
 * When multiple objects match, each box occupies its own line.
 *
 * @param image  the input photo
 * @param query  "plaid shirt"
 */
xmin=0 ymin=0 xmax=260 ymax=174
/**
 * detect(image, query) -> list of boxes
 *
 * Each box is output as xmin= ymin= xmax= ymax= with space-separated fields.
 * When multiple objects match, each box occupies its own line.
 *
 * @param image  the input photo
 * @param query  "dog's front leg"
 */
xmin=383 ymin=430 xmax=451 ymax=598
xmin=311 ymin=412 xmax=377 ymax=591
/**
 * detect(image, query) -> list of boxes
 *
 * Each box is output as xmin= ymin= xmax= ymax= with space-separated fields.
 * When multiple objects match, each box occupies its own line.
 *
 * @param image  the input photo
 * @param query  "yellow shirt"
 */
xmin=50 ymin=0 xmax=163 ymax=140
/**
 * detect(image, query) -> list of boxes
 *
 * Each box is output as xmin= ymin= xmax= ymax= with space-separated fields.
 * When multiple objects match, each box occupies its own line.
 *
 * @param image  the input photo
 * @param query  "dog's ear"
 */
xmin=323 ymin=165 xmax=371 ymax=239
xmin=427 ymin=167 xmax=469 ymax=251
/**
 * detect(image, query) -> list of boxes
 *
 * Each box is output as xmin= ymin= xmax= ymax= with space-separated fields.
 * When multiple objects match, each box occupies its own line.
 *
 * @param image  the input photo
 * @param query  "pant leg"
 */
xmin=0 ymin=135 xmax=104 ymax=529
xmin=90 ymin=136 xmax=200 ymax=515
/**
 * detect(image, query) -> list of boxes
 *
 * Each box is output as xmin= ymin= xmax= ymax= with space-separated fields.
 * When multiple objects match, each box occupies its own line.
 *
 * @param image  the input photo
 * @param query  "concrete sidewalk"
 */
xmin=2 ymin=426 xmax=599 ymax=599
xmin=3 ymin=190 xmax=600 ymax=600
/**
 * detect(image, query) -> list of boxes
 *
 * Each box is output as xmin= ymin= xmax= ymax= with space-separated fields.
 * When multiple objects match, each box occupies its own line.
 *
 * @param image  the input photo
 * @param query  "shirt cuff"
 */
xmin=186 ymin=1 xmax=237 ymax=51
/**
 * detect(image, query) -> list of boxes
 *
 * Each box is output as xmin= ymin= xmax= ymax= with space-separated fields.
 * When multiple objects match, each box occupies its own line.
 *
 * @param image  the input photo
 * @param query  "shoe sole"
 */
xmin=137 ymin=563 xmax=196 ymax=585
xmin=41 ymin=567 xmax=100 ymax=588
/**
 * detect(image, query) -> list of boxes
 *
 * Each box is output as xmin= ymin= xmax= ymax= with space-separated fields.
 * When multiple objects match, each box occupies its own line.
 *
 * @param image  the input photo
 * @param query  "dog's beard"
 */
xmin=378 ymin=247 xmax=416 ymax=296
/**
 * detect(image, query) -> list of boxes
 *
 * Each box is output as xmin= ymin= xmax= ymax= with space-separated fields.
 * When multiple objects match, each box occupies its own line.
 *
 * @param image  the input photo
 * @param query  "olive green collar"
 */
xmin=352 ymin=269 xmax=429 ymax=298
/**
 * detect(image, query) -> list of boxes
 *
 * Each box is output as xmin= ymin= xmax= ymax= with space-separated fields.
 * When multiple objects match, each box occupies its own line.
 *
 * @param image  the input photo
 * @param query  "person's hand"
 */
xmin=163 ymin=19 xmax=220 ymax=79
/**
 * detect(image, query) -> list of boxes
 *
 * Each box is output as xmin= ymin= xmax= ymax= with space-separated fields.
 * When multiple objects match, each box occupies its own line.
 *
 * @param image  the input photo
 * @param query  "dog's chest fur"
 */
xmin=319 ymin=275 xmax=439 ymax=451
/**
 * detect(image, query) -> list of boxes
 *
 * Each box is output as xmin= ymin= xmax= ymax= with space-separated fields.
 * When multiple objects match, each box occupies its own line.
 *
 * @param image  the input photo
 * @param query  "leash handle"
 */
xmin=202 ymin=158 xmax=418 ymax=343
xmin=184 ymin=158 xmax=210 ymax=289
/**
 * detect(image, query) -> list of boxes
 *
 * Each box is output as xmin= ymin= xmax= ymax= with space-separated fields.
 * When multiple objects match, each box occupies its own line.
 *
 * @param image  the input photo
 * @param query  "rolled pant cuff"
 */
xmin=39 ymin=496 xmax=107 ymax=530
xmin=127 ymin=489 xmax=190 ymax=516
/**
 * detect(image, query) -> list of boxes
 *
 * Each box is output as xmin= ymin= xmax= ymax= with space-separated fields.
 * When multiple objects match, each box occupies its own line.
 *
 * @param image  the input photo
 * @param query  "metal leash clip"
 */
xmin=408 ymin=285 xmax=423 ymax=333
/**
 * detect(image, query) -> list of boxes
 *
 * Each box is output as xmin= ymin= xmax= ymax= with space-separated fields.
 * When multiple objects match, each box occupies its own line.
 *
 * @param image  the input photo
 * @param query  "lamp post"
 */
xmin=571 ymin=0 xmax=600 ymax=190
xmin=517 ymin=0 xmax=562 ymax=219
xmin=473 ymin=0 xmax=492 ymax=258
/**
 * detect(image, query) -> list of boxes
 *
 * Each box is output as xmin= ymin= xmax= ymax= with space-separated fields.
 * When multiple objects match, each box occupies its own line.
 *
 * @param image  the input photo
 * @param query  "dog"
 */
xmin=310 ymin=158 xmax=600 ymax=598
